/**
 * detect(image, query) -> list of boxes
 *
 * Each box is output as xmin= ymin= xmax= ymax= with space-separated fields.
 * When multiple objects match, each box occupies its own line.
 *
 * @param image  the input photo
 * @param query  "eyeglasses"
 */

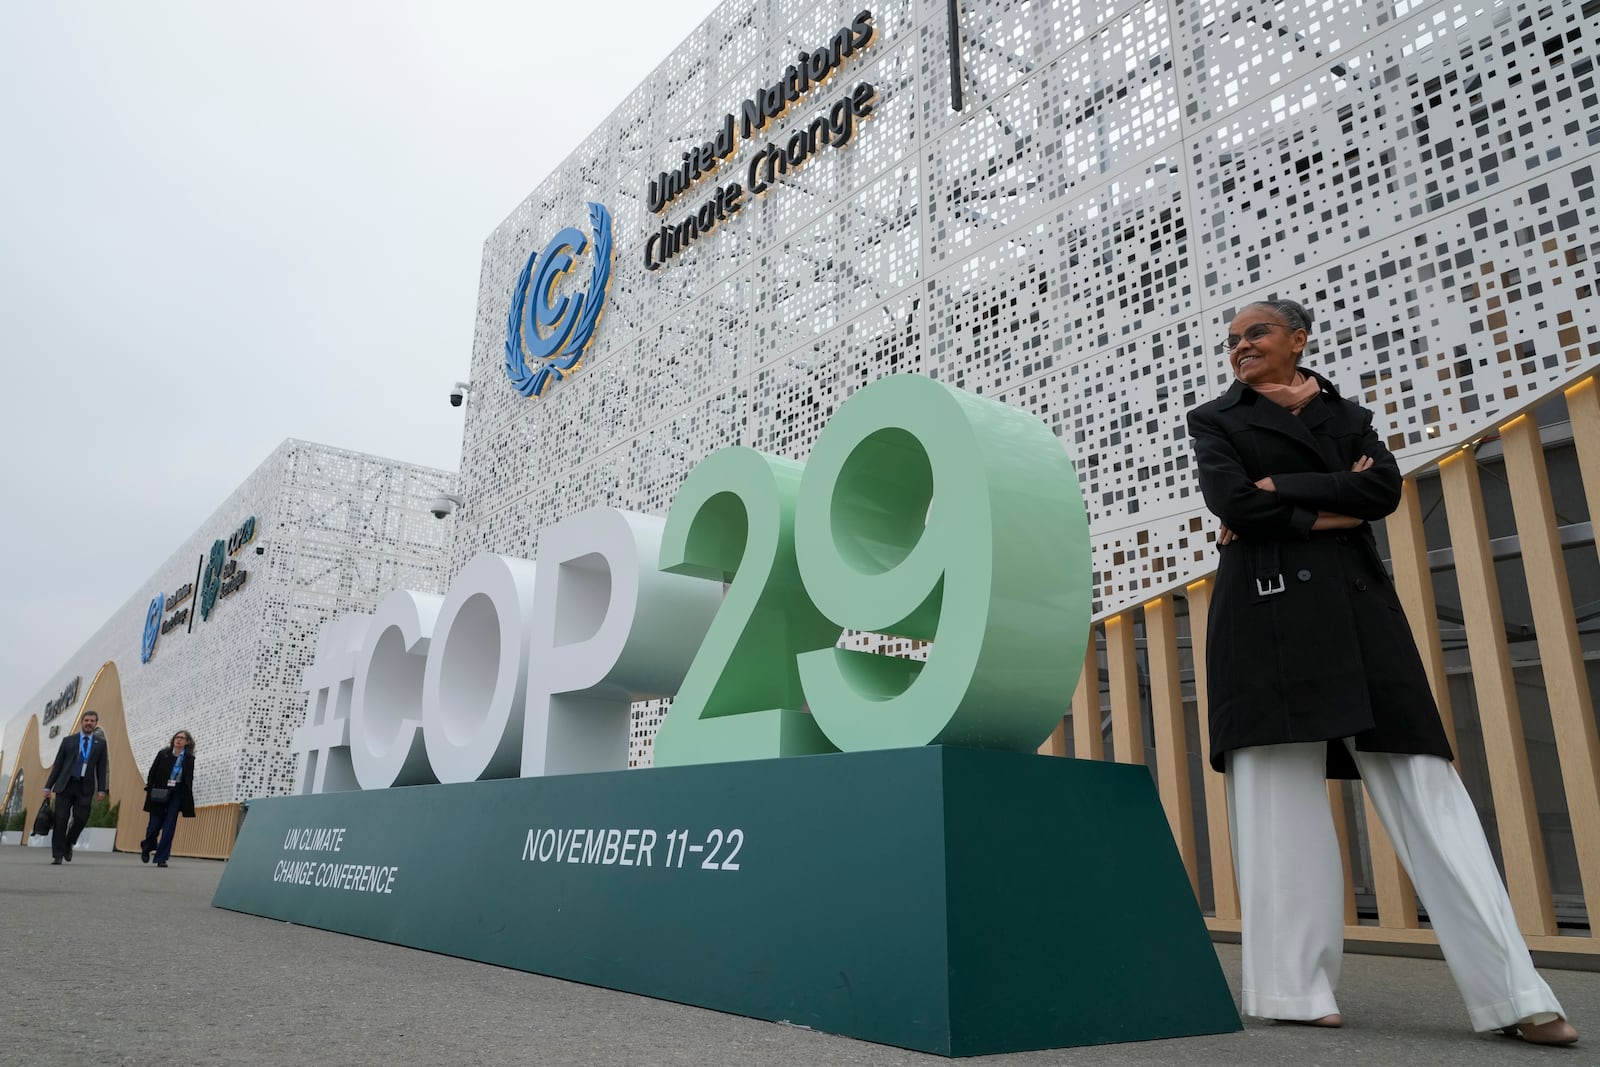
xmin=1219 ymin=322 xmax=1297 ymax=354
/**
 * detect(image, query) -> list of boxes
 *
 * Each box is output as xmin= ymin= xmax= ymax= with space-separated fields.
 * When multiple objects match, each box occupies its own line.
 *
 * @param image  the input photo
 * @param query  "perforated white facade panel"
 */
xmin=457 ymin=0 xmax=1600 ymax=766
xmin=7 ymin=442 xmax=455 ymax=804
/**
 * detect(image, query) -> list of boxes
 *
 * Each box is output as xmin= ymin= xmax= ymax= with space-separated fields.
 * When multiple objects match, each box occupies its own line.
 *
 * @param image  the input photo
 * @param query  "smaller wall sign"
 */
xmin=141 ymin=515 xmax=256 ymax=662
xmin=42 ymin=676 xmax=81 ymax=724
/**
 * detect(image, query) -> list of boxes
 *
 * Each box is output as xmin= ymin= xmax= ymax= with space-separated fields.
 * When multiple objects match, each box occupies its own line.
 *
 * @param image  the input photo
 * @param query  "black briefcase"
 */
xmin=32 ymin=798 xmax=54 ymax=837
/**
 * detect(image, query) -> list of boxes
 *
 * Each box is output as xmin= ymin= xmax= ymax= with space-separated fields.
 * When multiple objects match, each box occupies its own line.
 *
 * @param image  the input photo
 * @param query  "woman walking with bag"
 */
xmin=140 ymin=730 xmax=195 ymax=868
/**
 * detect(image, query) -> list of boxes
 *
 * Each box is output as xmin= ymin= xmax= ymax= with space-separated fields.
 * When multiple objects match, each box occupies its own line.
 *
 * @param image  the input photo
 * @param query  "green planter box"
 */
xmin=214 ymin=746 xmax=1239 ymax=1056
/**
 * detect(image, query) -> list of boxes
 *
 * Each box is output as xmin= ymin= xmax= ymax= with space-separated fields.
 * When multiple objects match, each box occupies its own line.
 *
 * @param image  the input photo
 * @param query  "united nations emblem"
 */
xmin=141 ymin=592 xmax=165 ymax=664
xmin=504 ymin=202 xmax=614 ymax=398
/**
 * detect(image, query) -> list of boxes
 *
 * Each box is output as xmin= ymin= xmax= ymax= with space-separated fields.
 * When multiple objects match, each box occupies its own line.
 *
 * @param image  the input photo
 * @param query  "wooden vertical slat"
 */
xmin=1502 ymin=413 xmax=1600 ymax=928
xmin=1037 ymin=717 xmax=1068 ymax=757
xmin=1362 ymin=790 xmax=1419 ymax=928
xmin=1186 ymin=579 xmax=1238 ymax=919
xmin=1566 ymin=377 xmax=1600 ymax=522
xmin=1363 ymin=477 xmax=1442 ymax=929
xmin=1438 ymin=448 xmax=1556 ymax=935
xmin=1105 ymin=614 xmax=1143 ymax=765
xmin=1328 ymin=781 xmax=1361 ymax=924
xmin=1387 ymin=479 xmax=1459 ymax=745
xmin=1145 ymin=595 xmax=1199 ymax=895
xmin=1071 ymin=637 xmax=1104 ymax=761
xmin=159 ymin=803 xmax=243 ymax=859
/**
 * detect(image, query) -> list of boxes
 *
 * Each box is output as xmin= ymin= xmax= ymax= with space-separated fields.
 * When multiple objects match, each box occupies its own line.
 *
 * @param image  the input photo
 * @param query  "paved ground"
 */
xmin=1 ymin=845 xmax=1594 ymax=1066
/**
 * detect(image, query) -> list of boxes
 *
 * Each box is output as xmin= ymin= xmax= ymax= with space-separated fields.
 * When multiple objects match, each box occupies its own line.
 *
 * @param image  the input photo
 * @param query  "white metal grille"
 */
xmin=449 ymin=0 xmax=1600 ymax=763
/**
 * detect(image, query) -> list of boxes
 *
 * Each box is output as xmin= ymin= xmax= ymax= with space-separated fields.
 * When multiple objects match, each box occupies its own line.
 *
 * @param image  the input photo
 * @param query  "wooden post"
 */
xmin=1566 ymin=377 xmax=1600 ymax=528
xmin=1501 ymin=412 xmax=1600 ymax=933
xmin=1186 ymin=579 xmax=1238 ymax=919
xmin=1328 ymin=781 xmax=1360 ymax=925
xmin=1037 ymin=718 xmax=1068 ymax=757
xmin=1387 ymin=479 xmax=1459 ymax=745
xmin=1105 ymin=613 xmax=1143 ymax=765
xmin=1070 ymin=636 xmax=1104 ymax=761
xmin=1438 ymin=447 xmax=1555 ymax=935
xmin=1145 ymin=595 xmax=1199 ymax=896
xmin=1363 ymin=478 xmax=1445 ymax=929
xmin=1362 ymin=792 xmax=1419 ymax=929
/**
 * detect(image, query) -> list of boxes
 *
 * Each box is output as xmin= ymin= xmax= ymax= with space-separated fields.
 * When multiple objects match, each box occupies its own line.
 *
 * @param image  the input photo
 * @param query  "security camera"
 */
xmin=449 ymin=381 xmax=473 ymax=408
xmin=428 ymin=493 xmax=464 ymax=519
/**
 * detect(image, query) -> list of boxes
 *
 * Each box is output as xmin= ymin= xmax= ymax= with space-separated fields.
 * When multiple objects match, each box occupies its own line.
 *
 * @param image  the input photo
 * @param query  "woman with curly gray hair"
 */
xmin=1187 ymin=298 xmax=1576 ymax=1045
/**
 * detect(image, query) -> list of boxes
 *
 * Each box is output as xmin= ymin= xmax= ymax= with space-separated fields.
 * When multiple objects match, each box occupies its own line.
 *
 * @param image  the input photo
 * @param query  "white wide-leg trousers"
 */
xmin=1226 ymin=739 xmax=1564 ymax=1030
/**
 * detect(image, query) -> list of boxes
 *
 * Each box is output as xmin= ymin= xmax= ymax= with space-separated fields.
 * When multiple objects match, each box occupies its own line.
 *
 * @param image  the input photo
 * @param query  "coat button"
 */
xmin=1336 ymin=534 xmax=1350 ymax=543
xmin=1297 ymin=569 xmax=1312 ymax=582
xmin=1355 ymin=578 xmax=1368 ymax=591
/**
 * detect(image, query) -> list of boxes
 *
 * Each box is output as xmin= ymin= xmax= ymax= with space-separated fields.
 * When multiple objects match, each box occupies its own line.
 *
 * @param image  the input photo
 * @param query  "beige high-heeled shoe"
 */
xmin=1273 ymin=1014 xmax=1342 ymax=1028
xmin=1499 ymin=1015 xmax=1579 ymax=1045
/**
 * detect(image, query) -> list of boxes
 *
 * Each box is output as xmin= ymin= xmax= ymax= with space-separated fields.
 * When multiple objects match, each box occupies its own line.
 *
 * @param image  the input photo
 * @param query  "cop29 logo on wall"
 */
xmin=200 ymin=516 xmax=254 ymax=621
xmin=504 ymin=202 xmax=614 ymax=399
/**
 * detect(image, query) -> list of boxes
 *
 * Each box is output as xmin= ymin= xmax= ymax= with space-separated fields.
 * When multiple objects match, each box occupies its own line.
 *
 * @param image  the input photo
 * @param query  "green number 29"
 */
xmin=651 ymin=373 xmax=1090 ymax=766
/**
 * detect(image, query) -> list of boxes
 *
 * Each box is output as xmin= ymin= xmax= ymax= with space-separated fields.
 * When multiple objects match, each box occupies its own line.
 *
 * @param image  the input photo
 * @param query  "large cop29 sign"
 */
xmin=291 ymin=375 xmax=1090 ymax=784
xmin=235 ymin=375 xmax=1238 ymax=1055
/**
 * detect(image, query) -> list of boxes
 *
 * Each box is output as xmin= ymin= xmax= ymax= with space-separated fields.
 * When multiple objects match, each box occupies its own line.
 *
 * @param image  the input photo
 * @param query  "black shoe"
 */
xmin=140 ymin=846 xmax=151 ymax=863
xmin=51 ymin=857 xmax=62 ymax=865
xmin=63 ymin=848 xmax=72 ymax=862
xmin=156 ymin=862 xmax=168 ymax=868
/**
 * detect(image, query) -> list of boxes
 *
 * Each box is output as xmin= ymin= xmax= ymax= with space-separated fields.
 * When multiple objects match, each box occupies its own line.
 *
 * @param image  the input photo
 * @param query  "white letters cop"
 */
xmin=289 ymin=507 xmax=720 ymax=793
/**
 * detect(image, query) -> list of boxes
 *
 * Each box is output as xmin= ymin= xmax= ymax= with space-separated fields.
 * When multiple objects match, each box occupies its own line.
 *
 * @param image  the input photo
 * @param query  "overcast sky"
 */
xmin=0 ymin=1 xmax=725 ymax=734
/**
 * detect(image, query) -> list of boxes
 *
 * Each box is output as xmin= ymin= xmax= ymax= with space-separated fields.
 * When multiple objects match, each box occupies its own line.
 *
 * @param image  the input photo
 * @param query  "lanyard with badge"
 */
xmin=79 ymin=733 xmax=92 ymax=777
xmin=168 ymin=751 xmax=185 ymax=788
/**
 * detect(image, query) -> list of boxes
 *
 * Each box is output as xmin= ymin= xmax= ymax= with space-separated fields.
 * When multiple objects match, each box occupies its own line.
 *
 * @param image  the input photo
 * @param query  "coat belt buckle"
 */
xmin=1255 ymin=574 xmax=1286 ymax=597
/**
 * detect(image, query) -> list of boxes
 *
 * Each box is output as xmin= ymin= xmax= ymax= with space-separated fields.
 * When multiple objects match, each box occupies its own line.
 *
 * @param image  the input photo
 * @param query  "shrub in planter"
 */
xmin=86 ymin=797 xmax=119 ymax=829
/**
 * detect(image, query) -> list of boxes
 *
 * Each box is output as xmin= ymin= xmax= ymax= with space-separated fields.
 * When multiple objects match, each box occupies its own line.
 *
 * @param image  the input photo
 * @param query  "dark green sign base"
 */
xmin=213 ymin=747 xmax=1240 ymax=1056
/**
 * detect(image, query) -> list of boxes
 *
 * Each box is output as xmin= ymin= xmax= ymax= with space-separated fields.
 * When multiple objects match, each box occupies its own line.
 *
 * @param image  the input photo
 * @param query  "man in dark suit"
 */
xmin=43 ymin=710 xmax=109 ymax=865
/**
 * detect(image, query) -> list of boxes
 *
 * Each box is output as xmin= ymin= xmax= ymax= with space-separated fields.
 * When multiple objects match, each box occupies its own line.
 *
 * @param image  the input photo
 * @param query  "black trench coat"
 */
xmin=143 ymin=747 xmax=196 ymax=817
xmin=1186 ymin=370 xmax=1453 ymax=778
